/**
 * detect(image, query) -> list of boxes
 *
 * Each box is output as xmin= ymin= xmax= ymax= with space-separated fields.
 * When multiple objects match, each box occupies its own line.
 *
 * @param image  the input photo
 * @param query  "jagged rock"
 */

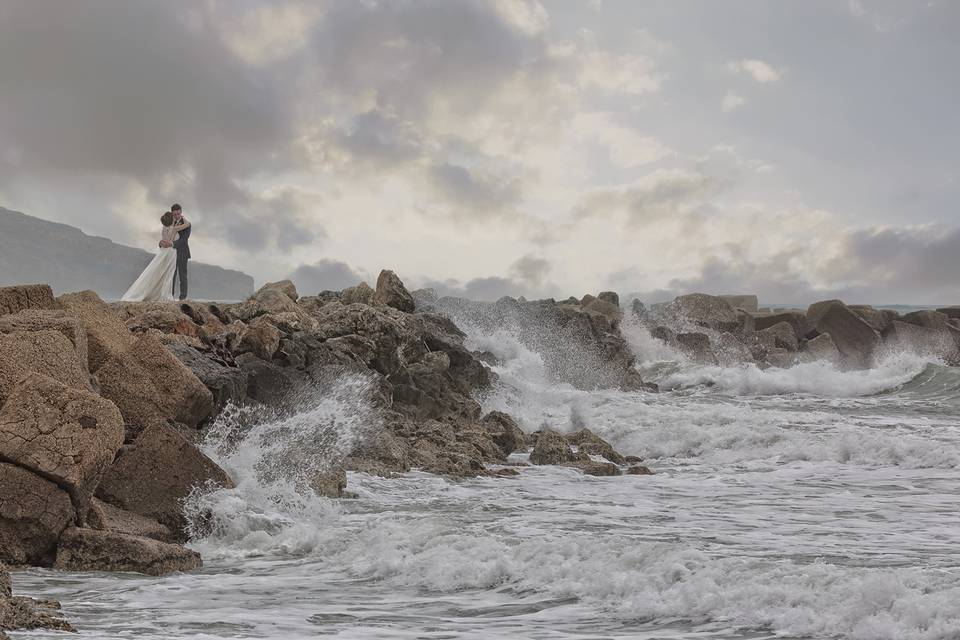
xmin=759 ymin=321 xmax=799 ymax=352
xmin=374 ymin=270 xmax=415 ymax=313
xmin=310 ymin=466 xmax=347 ymax=498
xmin=597 ymin=291 xmax=620 ymax=306
xmin=529 ymin=430 xmax=578 ymax=465
xmin=480 ymin=411 xmax=526 ymax=457
xmin=626 ymin=465 xmax=654 ymax=475
xmin=807 ymin=300 xmax=880 ymax=369
xmin=799 ymin=333 xmax=842 ymax=364
xmin=57 ymin=290 xmax=136 ymax=372
xmin=754 ymin=311 xmax=813 ymax=340
xmin=226 ymin=286 xmax=302 ymax=323
xmin=566 ymin=460 xmax=621 ymax=476
xmin=97 ymin=334 xmax=215 ymax=435
xmin=566 ymin=428 xmax=626 ymax=465
xmin=86 ymin=498 xmax=173 ymax=542
xmin=0 ymin=562 xmax=74 ymax=633
xmin=341 ymin=282 xmax=375 ymax=306
xmin=882 ymin=321 xmax=959 ymax=361
xmin=0 ymin=464 xmax=74 ymax=565
xmin=96 ymin=422 xmax=235 ymax=540
xmin=0 ymin=309 xmax=89 ymax=367
xmin=54 ymin=527 xmax=201 ymax=576
xmin=0 ymin=284 xmax=57 ymax=316
xmin=261 ymin=279 xmax=298 ymax=302
xmin=0 ymin=374 xmax=124 ymax=521
xmin=718 ymin=295 xmax=758 ymax=313
xmin=236 ymin=318 xmax=282 ymax=361
xmin=0 ymin=330 xmax=91 ymax=406
xmin=849 ymin=305 xmax=899 ymax=333
xmin=235 ymin=353 xmax=296 ymax=404
xmin=677 ymin=332 xmax=717 ymax=364
xmin=165 ymin=343 xmax=247 ymax=411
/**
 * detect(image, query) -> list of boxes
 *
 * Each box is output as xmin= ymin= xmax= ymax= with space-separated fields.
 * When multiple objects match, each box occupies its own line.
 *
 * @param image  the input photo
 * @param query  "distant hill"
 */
xmin=0 ymin=207 xmax=254 ymax=300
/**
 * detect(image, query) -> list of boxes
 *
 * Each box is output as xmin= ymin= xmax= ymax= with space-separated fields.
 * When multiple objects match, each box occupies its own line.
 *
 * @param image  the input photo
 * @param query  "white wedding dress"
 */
xmin=121 ymin=226 xmax=178 ymax=301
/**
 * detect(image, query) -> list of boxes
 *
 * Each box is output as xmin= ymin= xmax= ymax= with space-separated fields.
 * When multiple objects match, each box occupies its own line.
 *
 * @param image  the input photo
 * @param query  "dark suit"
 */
xmin=172 ymin=219 xmax=191 ymax=300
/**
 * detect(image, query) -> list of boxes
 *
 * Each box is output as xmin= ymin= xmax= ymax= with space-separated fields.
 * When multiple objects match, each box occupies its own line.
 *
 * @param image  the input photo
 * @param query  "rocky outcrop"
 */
xmin=0 ymin=330 xmax=91 ymax=405
xmin=96 ymin=422 xmax=235 ymax=540
xmin=0 ymin=373 xmax=124 ymax=522
xmin=807 ymin=300 xmax=880 ymax=369
xmin=374 ymin=270 xmax=415 ymax=313
xmin=0 ymin=464 xmax=74 ymax=565
xmin=53 ymin=527 xmax=201 ymax=576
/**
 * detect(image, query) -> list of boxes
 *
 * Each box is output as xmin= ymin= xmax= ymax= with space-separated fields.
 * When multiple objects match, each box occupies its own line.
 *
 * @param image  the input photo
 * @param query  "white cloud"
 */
xmin=721 ymin=91 xmax=746 ymax=112
xmin=727 ymin=58 xmax=782 ymax=83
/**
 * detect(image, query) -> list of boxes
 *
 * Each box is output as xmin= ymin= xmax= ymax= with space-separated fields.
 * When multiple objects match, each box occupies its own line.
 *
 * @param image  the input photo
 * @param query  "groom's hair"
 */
xmin=161 ymin=211 xmax=174 ymax=227
xmin=171 ymin=203 xmax=182 ymax=212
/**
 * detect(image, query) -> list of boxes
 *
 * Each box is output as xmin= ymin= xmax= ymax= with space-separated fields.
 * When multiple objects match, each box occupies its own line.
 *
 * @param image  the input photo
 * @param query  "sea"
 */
xmin=12 ymin=312 xmax=960 ymax=640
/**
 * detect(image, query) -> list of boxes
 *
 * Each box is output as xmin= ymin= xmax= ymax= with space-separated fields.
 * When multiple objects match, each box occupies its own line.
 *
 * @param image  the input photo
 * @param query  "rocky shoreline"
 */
xmin=1 ymin=276 xmax=958 ymax=635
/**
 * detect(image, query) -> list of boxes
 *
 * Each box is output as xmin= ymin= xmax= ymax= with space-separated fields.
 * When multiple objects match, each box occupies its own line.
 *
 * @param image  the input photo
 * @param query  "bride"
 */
xmin=121 ymin=211 xmax=191 ymax=301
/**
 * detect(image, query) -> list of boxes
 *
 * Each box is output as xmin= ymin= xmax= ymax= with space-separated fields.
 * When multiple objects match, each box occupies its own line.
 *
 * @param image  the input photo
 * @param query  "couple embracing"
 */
xmin=121 ymin=203 xmax=192 ymax=302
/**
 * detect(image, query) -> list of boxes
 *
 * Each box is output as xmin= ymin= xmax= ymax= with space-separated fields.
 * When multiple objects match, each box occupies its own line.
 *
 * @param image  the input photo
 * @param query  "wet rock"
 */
xmin=345 ymin=428 xmax=413 ymax=476
xmin=848 ymin=305 xmax=899 ymax=333
xmin=529 ymin=429 xmax=578 ymax=465
xmin=340 ymin=282 xmax=375 ymax=306
xmin=374 ymin=270 xmax=415 ymax=313
xmin=806 ymin=300 xmax=879 ymax=369
xmin=0 ymin=309 xmax=89 ymax=367
xmin=97 ymin=334 xmax=215 ymax=435
xmin=718 ymin=295 xmax=758 ymax=313
xmin=0 ymin=374 xmax=124 ymax=521
xmin=799 ymin=333 xmax=842 ymax=364
xmin=480 ymin=411 xmax=526 ymax=457
xmin=0 ymin=284 xmax=58 ymax=316
xmin=57 ymin=290 xmax=136 ymax=372
xmin=712 ymin=332 xmax=754 ymax=365
xmin=764 ymin=348 xmax=796 ymax=369
xmin=0 ymin=464 xmax=74 ymax=565
xmin=566 ymin=428 xmax=626 ymax=465
xmin=165 ymin=343 xmax=247 ymax=411
xmin=668 ymin=294 xmax=743 ymax=333
xmin=54 ymin=527 xmax=201 ymax=576
xmin=310 ymin=466 xmax=347 ymax=498
xmin=754 ymin=311 xmax=813 ymax=340
xmin=626 ymin=465 xmax=654 ymax=475
xmin=235 ymin=353 xmax=296 ymax=405
xmin=881 ymin=321 xmax=959 ymax=362
xmin=676 ymin=332 xmax=717 ymax=364
xmin=86 ymin=498 xmax=173 ymax=542
xmin=902 ymin=310 xmax=954 ymax=331
xmin=759 ymin=321 xmax=799 ymax=352
xmin=0 ymin=563 xmax=74 ymax=633
xmin=96 ymin=422 xmax=235 ymax=540
xmin=597 ymin=291 xmax=620 ymax=306
xmin=0 ymin=330 xmax=91 ymax=406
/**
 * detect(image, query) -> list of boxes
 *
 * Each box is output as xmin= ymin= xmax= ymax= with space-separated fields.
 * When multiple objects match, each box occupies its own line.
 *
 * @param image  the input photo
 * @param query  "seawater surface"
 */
xmin=12 ymin=323 xmax=960 ymax=640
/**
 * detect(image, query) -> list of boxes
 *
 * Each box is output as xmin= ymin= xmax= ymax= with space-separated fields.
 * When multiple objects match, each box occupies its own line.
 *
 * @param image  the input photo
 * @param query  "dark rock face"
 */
xmin=374 ymin=270 xmax=415 ymax=313
xmin=566 ymin=429 xmax=626 ymax=465
xmin=0 ymin=463 xmax=74 ymax=565
xmin=166 ymin=343 xmax=247 ymax=411
xmin=96 ymin=422 xmax=235 ymax=540
xmin=676 ymin=332 xmax=717 ymax=364
xmin=54 ymin=527 xmax=202 ymax=576
xmin=849 ymin=306 xmax=899 ymax=333
xmin=759 ymin=321 xmax=799 ymax=352
xmin=754 ymin=311 xmax=813 ymax=340
xmin=807 ymin=300 xmax=880 ymax=369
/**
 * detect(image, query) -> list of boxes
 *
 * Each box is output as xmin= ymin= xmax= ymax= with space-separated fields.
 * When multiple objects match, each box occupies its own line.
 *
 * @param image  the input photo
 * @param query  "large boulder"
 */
xmin=0 ymin=330 xmax=91 ymax=406
xmin=668 ymin=294 xmax=743 ymax=333
xmin=86 ymin=498 xmax=173 ymax=542
xmin=0 ymin=284 xmax=57 ymax=316
xmin=0 ymin=309 xmax=89 ymax=367
xmin=54 ymin=527 xmax=201 ymax=576
xmin=165 ymin=343 xmax=247 ymax=411
xmin=340 ymin=282 xmax=375 ymax=306
xmin=235 ymin=318 xmax=282 ymax=361
xmin=759 ymin=321 xmax=799 ymax=352
xmin=226 ymin=285 xmax=302 ymax=323
xmin=849 ymin=305 xmax=899 ymax=333
xmin=235 ymin=353 xmax=296 ymax=404
xmin=566 ymin=428 xmax=626 ymax=465
xmin=799 ymin=333 xmax=842 ymax=364
xmin=881 ymin=321 xmax=959 ymax=361
xmin=529 ymin=429 xmax=578 ymax=465
xmin=806 ymin=300 xmax=880 ymax=369
xmin=260 ymin=280 xmax=298 ymax=302
xmin=57 ymin=291 xmax=136 ymax=372
xmin=96 ymin=422 xmax=235 ymax=539
xmin=97 ymin=334 xmax=215 ymax=434
xmin=0 ymin=464 xmax=74 ymax=565
xmin=0 ymin=561 xmax=74 ymax=633
xmin=373 ymin=270 xmax=415 ymax=313
xmin=676 ymin=332 xmax=717 ymax=364
xmin=754 ymin=311 xmax=812 ymax=340
xmin=0 ymin=374 xmax=124 ymax=520
xmin=718 ymin=294 xmax=758 ymax=313
xmin=480 ymin=411 xmax=526 ymax=457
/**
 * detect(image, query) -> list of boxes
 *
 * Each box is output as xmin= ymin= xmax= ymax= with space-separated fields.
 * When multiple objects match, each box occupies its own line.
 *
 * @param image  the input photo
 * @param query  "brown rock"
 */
xmin=0 ymin=284 xmax=57 ymax=316
xmin=936 ymin=306 xmax=960 ymax=319
xmin=310 ymin=466 xmax=347 ymax=498
xmin=0 ymin=309 xmax=89 ymax=367
xmin=0 ymin=562 xmax=74 ymax=632
xmin=97 ymin=334 xmax=215 ymax=434
xmin=96 ymin=422 xmax=235 ymax=539
xmin=0 ymin=330 xmax=91 ymax=406
xmin=57 ymin=290 xmax=136 ymax=372
xmin=0 ymin=374 xmax=124 ymax=520
xmin=260 ymin=280 xmax=299 ymax=302
xmin=0 ymin=464 xmax=74 ymax=565
xmin=529 ymin=429 xmax=577 ymax=465
xmin=566 ymin=428 xmax=626 ymax=465
xmin=480 ymin=411 xmax=526 ymax=457
xmin=373 ymin=270 xmax=415 ymax=313
xmin=597 ymin=291 xmax=620 ymax=306
xmin=54 ymin=527 xmax=201 ymax=576
xmin=759 ymin=321 xmax=799 ymax=352
xmin=86 ymin=498 xmax=173 ymax=542
xmin=236 ymin=318 xmax=282 ymax=361
xmin=340 ymin=282 xmax=375 ymax=306
xmin=626 ymin=465 xmax=654 ymax=475
xmin=806 ymin=300 xmax=880 ymax=369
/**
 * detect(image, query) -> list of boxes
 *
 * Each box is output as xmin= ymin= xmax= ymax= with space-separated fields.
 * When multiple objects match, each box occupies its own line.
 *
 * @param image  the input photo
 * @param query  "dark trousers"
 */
xmin=172 ymin=252 xmax=189 ymax=300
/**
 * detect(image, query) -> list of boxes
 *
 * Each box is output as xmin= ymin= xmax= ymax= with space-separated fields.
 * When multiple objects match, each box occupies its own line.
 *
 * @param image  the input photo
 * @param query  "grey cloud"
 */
xmin=428 ymin=162 xmax=523 ymax=215
xmin=576 ymin=169 xmax=727 ymax=225
xmin=420 ymin=255 xmax=555 ymax=301
xmin=289 ymin=259 xmax=370 ymax=295
xmin=509 ymin=255 xmax=551 ymax=286
xmin=332 ymin=110 xmax=425 ymax=168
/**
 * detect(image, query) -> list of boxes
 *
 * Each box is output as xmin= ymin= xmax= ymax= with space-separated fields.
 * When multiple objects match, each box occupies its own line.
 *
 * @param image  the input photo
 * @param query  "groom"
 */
xmin=169 ymin=203 xmax=190 ymax=300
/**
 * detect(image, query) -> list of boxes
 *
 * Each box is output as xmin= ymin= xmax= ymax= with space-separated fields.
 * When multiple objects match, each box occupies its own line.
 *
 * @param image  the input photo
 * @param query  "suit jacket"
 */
xmin=173 ymin=221 xmax=191 ymax=260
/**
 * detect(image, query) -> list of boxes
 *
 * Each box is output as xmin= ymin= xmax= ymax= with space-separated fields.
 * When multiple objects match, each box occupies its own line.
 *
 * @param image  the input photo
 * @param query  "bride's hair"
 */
xmin=161 ymin=211 xmax=174 ymax=227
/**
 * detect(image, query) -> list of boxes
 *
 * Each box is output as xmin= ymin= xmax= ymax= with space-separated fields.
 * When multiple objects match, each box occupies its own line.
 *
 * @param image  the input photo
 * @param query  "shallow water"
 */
xmin=12 ymin=324 xmax=960 ymax=640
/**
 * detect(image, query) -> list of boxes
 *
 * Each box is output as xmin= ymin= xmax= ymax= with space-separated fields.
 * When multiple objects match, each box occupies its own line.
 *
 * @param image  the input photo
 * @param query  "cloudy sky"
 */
xmin=1 ymin=0 xmax=958 ymax=304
